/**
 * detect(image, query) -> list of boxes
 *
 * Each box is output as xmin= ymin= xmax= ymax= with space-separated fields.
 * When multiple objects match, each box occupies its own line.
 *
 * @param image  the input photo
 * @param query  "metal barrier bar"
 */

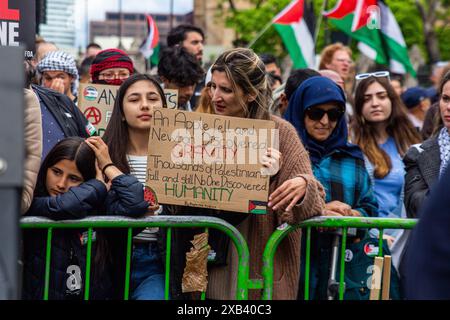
xmin=261 ymin=216 xmax=418 ymax=300
xmin=378 ymin=229 xmax=384 ymax=257
xmin=338 ymin=228 xmax=347 ymax=301
xmin=304 ymin=227 xmax=311 ymax=301
xmin=124 ymin=228 xmax=133 ymax=300
xmin=200 ymin=227 xmax=209 ymax=301
xmin=43 ymin=228 xmax=53 ymax=300
xmin=165 ymin=227 xmax=172 ymax=301
xmin=21 ymin=215 xmax=250 ymax=300
xmin=261 ymin=224 xmax=291 ymax=300
xmin=84 ymin=228 xmax=93 ymax=300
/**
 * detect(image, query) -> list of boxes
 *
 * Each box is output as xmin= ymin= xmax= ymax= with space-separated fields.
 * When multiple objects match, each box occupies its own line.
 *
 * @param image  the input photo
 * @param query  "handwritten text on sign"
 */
xmin=146 ymin=108 xmax=277 ymax=213
xmin=78 ymin=83 xmax=179 ymax=136
xmin=78 ymin=83 xmax=116 ymax=136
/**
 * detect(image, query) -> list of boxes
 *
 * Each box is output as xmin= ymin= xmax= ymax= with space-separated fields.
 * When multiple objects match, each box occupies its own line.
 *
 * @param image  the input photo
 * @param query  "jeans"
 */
xmin=131 ymin=242 xmax=165 ymax=300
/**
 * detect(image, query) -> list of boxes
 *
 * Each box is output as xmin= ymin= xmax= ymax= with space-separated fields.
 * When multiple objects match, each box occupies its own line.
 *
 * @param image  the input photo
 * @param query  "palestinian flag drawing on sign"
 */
xmin=248 ymin=200 xmax=267 ymax=214
xmin=273 ymin=0 xmax=316 ymax=69
xmin=324 ymin=0 xmax=416 ymax=76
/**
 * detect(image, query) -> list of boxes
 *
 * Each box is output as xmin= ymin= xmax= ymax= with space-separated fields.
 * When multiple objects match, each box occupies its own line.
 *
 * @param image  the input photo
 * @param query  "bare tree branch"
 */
xmin=415 ymin=0 xmax=426 ymax=20
xmin=255 ymin=0 xmax=265 ymax=9
xmin=227 ymin=0 xmax=237 ymax=13
xmin=415 ymin=0 xmax=442 ymax=63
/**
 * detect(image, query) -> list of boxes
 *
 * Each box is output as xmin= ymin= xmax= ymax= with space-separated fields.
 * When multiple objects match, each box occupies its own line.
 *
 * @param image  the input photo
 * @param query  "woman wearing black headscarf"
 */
xmin=285 ymin=76 xmax=378 ymax=300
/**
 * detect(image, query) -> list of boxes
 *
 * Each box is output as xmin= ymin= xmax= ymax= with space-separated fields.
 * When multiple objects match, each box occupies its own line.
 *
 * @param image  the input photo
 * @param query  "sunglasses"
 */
xmin=355 ymin=71 xmax=390 ymax=81
xmin=305 ymin=107 xmax=344 ymax=122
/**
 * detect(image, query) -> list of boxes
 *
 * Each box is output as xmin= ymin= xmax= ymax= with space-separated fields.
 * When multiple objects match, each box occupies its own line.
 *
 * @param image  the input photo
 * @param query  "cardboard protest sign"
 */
xmin=146 ymin=108 xmax=277 ymax=214
xmin=0 ymin=0 xmax=36 ymax=59
xmin=78 ymin=83 xmax=178 ymax=136
xmin=78 ymin=83 xmax=117 ymax=136
xmin=164 ymin=89 xmax=178 ymax=109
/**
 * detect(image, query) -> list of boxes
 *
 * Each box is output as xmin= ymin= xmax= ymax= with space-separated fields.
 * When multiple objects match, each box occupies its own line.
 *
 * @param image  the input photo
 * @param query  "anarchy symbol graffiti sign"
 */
xmin=84 ymin=107 xmax=102 ymax=125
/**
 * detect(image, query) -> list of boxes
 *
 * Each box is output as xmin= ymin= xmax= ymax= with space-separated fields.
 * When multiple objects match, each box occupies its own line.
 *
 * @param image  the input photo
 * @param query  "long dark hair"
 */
xmin=102 ymin=73 xmax=166 ymax=173
xmin=351 ymin=76 xmax=421 ymax=178
xmin=35 ymin=137 xmax=96 ymax=196
xmin=33 ymin=137 xmax=111 ymax=275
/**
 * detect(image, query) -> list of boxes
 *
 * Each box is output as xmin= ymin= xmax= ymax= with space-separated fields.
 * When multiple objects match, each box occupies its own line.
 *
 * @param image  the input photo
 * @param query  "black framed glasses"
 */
xmin=305 ymin=107 xmax=344 ymax=122
xmin=355 ymin=71 xmax=390 ymax=81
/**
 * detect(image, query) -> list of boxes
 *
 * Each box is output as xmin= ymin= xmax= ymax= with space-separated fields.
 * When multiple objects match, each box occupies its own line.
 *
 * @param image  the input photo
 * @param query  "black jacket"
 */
xmin=32 ymin=84 xmax=91 ymax=138
xmin=405 ymin=165 xmax=450 ymax=299
xmin=403 ymin=137 xmax=440 ymax=218
xmin=22 ymin=175 xmax=149 ymax=300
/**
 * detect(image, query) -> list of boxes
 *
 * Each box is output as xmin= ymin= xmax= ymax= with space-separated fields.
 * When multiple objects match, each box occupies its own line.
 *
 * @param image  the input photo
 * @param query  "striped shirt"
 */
xmin=127 ymin=155 xmax=161 ymax=242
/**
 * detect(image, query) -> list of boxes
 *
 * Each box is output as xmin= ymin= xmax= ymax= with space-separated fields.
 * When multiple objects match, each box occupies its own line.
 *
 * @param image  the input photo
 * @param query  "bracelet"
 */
xmin=101 ymin=163 xmax=115 ymax=176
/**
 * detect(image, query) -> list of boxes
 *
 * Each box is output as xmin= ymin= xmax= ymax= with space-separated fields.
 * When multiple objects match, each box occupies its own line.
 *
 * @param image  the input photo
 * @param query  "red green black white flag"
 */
xmin=324 ymin=0 xmax=415 ymax=76
xmin=273 ymin=0 xmax=316 ymax=69
xmin=140 ymin=14 xmax=160 ymax=67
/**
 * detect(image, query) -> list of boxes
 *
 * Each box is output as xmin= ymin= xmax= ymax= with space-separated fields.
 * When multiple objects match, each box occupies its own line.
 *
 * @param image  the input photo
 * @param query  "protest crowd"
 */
xmin=7 ymin=0 xmax=450 ymax=301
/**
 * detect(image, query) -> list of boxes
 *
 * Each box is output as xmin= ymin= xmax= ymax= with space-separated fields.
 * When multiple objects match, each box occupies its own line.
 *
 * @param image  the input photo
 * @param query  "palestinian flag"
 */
xmin=324 ymin=0 xmax=416 ymax=76
xmin=273 ymin=0 xmax=315 ymax=69
xmin=248 ymin=200 xmax=267 ymax=215
xmin=139 ymin=14 xmax=160 ymax=67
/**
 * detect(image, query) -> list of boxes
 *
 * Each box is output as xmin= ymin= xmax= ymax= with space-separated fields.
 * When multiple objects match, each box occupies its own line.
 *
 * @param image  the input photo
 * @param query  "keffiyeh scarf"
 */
xmin=438 ymin=127 xmax=450 ymax=177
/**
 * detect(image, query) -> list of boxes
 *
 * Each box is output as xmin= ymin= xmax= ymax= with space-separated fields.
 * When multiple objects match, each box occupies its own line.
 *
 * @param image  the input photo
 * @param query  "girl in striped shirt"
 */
xmin=103 ymin=74 xmax=167 ymax=300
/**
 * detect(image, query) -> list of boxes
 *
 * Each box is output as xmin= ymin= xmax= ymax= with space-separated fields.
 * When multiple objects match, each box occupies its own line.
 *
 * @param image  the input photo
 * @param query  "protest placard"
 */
xmin=78 ymin=83 xmax=117 ymax=136
xmin=146 ymin=108 xmax=277 ymax=214
xmin=0 ymin=0 xmax=36 ymax=59
xmin=78 ymin=83 xmax=179 ymax=136
xmin=164 ymin=89 xmax=178 ymax=109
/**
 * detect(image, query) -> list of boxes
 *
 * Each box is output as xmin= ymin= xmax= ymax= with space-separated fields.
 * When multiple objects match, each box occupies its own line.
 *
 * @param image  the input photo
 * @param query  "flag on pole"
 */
xmin=324 ymin=0 xmax=416 ymax=76
xmin=140 ymin=14 xmax=160 ymax=67
xmin=273 ymin=0 xmax=315 ymax=69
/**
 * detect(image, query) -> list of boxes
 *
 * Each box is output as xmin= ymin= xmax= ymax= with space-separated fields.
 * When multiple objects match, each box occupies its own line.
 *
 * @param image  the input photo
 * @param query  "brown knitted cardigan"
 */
xmin=207 ymin=115 xmax=325 ymax=300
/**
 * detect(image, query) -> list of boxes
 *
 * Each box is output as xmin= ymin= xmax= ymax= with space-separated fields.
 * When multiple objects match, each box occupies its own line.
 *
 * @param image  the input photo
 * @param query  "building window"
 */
xmin=107 ymin=13 xmax=120 ymax=20
xmin=124 ymin=14 xmax=137 ymax=21
xmin=155 ymin=15 xmax=168 ymax=22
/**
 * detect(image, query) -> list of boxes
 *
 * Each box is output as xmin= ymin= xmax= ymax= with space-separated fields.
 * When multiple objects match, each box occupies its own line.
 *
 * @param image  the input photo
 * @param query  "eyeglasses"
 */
xmin=334 ymin=58 xmax=353 ymax=65
xmin=99 ymin=71 xmax=130 ymax=80
xmin=305 ymin=107 xmax=344 ymax=122
xmin=355 ymin=71 xmax=390 ymax=81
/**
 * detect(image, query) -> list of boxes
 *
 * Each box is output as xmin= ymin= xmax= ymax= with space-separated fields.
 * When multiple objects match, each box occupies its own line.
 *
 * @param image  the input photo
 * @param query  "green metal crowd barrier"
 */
xmin=20 ymin=215 xmax=418 ymax=301
xmin=20 ymin=216 xmax=250 ymax=300
xmin=261 ymin=216 xmax=418 ymax=300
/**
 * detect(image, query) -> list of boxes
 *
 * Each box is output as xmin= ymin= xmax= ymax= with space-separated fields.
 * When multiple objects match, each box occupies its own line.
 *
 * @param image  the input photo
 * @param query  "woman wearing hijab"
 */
xmin=285 ymin=76 xmax=378 ymax=300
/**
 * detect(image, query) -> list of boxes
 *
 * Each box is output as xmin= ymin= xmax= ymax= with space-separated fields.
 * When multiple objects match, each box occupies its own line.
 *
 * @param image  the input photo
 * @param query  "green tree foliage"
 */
xmin=437 ymin=25 xmax=450 ymax=61
xmin=435 ymin=0 xmax=450 ymax=61
xmin=385 ymin=0 xmax=425 ymax=56
xmin=219 ymin=0 xmax=291 ymax=57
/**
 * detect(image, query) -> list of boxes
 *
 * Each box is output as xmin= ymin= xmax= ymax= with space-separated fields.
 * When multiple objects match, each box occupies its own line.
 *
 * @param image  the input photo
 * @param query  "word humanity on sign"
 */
xmin=146 ymin=108 xmax=277 ymax=214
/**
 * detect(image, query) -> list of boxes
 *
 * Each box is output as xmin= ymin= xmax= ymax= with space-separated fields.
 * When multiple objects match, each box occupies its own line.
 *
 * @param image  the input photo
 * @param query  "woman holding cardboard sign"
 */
xmin=166 ymin=48 xmax=325 ymax=300
xmin=103 ymin=74 xmax=167 ymax=300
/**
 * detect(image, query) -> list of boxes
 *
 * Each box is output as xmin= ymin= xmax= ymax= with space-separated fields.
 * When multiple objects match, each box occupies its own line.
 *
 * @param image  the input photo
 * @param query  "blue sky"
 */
xmin=74 ymin=0 xmax=193 ymax=47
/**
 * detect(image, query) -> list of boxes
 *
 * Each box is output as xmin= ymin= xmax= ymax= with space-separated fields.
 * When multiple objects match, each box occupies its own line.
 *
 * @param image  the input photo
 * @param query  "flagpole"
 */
xmin=314 ymin=0 xmax=328 ymax=44
xmin=247 ymin=20 xmax=273 ymax=48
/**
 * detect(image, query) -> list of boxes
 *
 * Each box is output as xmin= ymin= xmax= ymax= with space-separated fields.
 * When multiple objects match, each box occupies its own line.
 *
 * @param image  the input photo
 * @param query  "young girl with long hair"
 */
xmin=351 ymin=73 xmax=421 ymax=239
xmin=102 ymin=73 xmax=167 ymax=300
xmin=22 ymin=137 xmax=149 ymax=299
